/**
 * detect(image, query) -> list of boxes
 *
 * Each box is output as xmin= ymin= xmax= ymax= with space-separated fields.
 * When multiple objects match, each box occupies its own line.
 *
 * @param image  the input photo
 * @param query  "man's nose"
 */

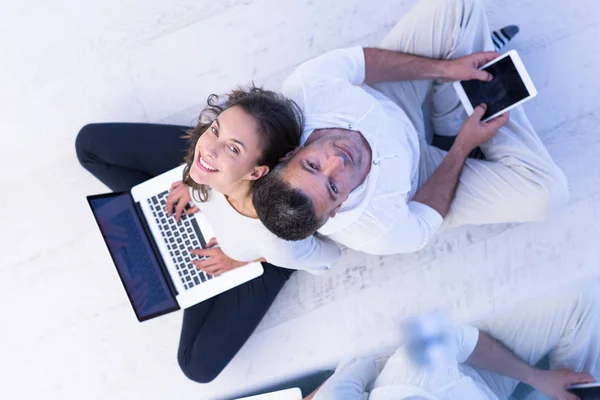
xmin=323 ymin=155 xmax=344 ymax=175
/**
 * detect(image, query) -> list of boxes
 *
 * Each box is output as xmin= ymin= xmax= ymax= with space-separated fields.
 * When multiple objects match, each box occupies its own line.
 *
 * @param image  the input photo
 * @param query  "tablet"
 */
xmin=568 ymin=382 xmax=600 ymax=399
xmin=453 ymin=50 xmax=537 ymax=122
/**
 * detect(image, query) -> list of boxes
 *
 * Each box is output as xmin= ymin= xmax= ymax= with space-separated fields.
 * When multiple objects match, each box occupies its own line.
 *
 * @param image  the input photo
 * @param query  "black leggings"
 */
xmin=75 ymin=123 xmax=294 ymax=383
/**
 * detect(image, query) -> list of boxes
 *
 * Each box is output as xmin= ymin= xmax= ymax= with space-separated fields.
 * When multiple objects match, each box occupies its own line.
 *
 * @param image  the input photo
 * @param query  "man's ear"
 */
xmin=249 ymin=165 xmax=270 ymax=181
xmin=330 ymin=203 xmax=343 ymax=218
xmin=280 ymin=146 xmax=302 ymax=162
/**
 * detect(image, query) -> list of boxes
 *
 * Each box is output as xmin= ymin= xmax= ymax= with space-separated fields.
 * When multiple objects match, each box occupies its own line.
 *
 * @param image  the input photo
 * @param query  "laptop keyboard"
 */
xmin=148 ymin=190 xmax=214 ymax=291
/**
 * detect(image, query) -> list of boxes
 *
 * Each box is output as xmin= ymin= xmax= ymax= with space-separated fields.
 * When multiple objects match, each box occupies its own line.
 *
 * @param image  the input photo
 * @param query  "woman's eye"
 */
xmin=229 ymin=145 xmax=239 ymax=154
xmin=308 ymin=161 xmax=317 ymax=169
xmin=330 ymin=182 xmax=338 ymax=194
xmin=211 ymin=126 xmax=218 ymax=136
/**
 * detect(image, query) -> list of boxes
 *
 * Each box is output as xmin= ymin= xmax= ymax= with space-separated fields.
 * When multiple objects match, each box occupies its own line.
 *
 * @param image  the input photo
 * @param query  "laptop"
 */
xmin=236 ymin=388 xmax=303 ymax=400
xmin=87 ymin=165 xmax=264 ymax=322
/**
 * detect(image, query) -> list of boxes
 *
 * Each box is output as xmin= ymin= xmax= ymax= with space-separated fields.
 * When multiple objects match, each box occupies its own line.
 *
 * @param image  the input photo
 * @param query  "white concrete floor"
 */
xmin=2 ymin=0 xmax=600 ymax=399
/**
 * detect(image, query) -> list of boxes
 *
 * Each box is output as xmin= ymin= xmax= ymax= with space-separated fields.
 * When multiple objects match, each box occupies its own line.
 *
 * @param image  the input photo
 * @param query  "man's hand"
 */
xmin=191 ymin=238 xmax=247 ymax=276
xmin=165 ymin=181 xmax=199 ymax=222
xmin=410 ymin=104 xmax=506 ymax=217
xmin=443 ymin=51 xmax=500 ymax=82
xmin=531 ymin=368 xmax=595 ymax=400
xmin=452 ymin=104 xmax=509 ymax=157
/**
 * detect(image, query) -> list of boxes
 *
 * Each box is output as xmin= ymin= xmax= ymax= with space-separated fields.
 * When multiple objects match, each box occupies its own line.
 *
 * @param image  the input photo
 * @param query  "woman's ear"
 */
xmin=249 ymin=165 xmax=270 ymax=181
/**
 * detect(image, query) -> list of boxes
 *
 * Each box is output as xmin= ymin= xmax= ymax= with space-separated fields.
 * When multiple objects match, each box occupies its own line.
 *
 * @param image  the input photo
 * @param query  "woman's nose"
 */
xmin=204 ymin=144 xmax=218 ymax=159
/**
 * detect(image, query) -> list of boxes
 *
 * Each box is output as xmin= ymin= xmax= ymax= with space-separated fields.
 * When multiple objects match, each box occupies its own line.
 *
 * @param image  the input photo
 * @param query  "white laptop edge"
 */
xmin=130 ymin=165 xmax=264 ymax=309
xmin=235 ymin=387 xmax=303 ymax=400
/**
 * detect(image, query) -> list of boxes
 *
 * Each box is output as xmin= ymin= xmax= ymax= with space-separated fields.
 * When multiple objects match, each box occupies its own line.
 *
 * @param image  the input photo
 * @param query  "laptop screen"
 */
xmin=88 ymin=192 xmax=179 ymax=321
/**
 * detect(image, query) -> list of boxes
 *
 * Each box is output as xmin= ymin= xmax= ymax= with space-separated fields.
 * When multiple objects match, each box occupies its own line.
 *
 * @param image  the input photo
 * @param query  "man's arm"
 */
xmin=411 ymin=145 xmax=467 ymax=218
xmin=466 ymin=331 xmax=538 ymax=387
xmin=412 ymin=104 xmax=508 ymax=217
xmin=466 ymin=330 xmax=594 ymax=400
xmin=358 ymin=104 xmax=500 ymax=254
xmin=363 ymin=47 xmax=498 ymax=84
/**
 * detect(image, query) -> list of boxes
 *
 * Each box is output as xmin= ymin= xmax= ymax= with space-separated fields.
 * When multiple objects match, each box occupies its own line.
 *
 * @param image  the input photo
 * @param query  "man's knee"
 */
xmin=75 ymin=124 xmax=100 ymax=167
xmin=550 ymin=169 xmax=570 ymax=208
xmin=426 ymin=0 xmax=476 ymax=10
xmin=177 ymin=349 xmax=223 ymax=384
xmin=577 ymin=282 xmax=600 ymax=315
xmin=539 ymin=170 xmax=570 ymax=217
xmin=443 ymin=0 xmax=481 ymax=18
xmin=519 ymin=170 xmax=570 ymax=221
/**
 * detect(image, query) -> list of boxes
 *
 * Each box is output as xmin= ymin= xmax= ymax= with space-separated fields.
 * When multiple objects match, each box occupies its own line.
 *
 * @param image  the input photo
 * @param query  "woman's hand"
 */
xmin=165 ymin=181 xmax=199 ymax=222
xmin=191 ymin=238 xmax=247 ymax=276
xmin=443 ymin=51 xmax=500 ymax=82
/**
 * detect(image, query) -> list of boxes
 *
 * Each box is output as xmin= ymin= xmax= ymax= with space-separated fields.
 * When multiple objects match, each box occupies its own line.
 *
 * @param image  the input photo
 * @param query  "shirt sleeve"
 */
xmin=313 ymin=357 xmax=377 ymax=400
xmin=286 ymin=46 xmax=365 ymax=86
xmin=453 ymin=325 xmax=480 ymax=363
xmin=357 ymin=201 xmax=444 ymax=255
xmin=282 ymin=47 xmax=366 ymax=113
xmin=266 ymin=234 xmax=341 ymax=275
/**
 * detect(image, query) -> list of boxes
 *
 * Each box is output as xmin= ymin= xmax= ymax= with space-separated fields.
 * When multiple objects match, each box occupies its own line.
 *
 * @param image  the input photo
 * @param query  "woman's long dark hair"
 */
xmin=182 ymin=85 xmax=304 ymax=202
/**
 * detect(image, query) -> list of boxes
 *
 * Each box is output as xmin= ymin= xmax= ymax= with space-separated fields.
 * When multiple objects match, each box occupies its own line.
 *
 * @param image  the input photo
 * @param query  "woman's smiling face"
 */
xmin=189 ymin=105 xmax=266 ymax=192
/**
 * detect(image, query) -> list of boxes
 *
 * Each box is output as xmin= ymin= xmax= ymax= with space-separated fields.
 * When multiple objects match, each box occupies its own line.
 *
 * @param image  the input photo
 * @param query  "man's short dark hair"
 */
xmin=253 ymin=162 xmax=323 ymax=241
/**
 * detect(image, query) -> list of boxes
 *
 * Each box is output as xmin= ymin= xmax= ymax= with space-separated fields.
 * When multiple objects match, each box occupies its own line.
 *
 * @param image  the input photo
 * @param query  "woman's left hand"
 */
xmin=191 ymin=238 xmax=247 ymax=276
xmin=166 ymin=181 xmax=199 ymax=222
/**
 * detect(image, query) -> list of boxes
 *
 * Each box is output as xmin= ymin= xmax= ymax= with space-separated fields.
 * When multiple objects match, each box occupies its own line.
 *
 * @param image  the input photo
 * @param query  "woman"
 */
xmin=76 ymin=86 xmax=340 ymax=383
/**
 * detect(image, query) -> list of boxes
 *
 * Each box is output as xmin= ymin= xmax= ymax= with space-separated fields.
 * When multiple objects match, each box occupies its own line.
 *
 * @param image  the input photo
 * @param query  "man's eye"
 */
xmin=211 ymin=126 xmax=218 ymax=136
xmin=308 ymin=161 xmax=317 ymax=169
xmin=330 ymin=182 xmax=338 ymax=194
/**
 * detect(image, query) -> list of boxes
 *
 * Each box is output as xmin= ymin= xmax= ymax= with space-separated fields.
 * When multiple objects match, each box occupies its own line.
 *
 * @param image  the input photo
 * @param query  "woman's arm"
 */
xmin=191 ymin=238 xmax=266 ymax=276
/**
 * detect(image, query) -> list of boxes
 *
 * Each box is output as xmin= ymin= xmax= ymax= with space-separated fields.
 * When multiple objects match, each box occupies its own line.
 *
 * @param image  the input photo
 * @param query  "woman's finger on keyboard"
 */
xmin=170 ymin=180 xmax=183 ymax=190
xmin=186 ymin=205 xmax=199 ymax=215
xmin=192 ymin=256 xmax=217 ymax=270
xmin=165 ymin=190 xmax=178 ymax=216
xmin=193 ymin=261 xmax=221 ymax=275
xmin=174 ymin=197 xmax=187 ymax=222
xmin=191 ymin=247 xmax=218 ymax=258
xmin=204 ymin=266 xmax=222 ymax=276
xmin=206 ymin=237 xmax=218 ymax=248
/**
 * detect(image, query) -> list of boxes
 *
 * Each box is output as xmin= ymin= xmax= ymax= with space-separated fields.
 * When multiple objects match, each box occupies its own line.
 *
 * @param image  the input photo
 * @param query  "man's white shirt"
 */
xmin=282 ymin=47 xmax=443 ymax=254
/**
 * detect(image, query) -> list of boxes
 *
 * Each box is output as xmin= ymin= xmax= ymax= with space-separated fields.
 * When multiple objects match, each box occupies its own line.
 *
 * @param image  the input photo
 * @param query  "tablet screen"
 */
xmin=569 ymin=383 xmax=600 ymax=399
xmin=460 ymin=55 xmax=530 ymax=119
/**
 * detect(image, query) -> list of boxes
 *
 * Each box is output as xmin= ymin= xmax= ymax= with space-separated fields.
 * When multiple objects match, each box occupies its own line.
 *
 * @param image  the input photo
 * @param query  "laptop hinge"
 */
xmin=132 ymin=195 xmax=179 ymax=298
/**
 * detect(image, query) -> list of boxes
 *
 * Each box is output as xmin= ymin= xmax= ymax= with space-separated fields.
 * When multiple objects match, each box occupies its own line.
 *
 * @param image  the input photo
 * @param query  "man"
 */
xmin=253 ymin=0 xmax=568 ymax=254
xmin=306 ymin=280 xmax=600 ymax=400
